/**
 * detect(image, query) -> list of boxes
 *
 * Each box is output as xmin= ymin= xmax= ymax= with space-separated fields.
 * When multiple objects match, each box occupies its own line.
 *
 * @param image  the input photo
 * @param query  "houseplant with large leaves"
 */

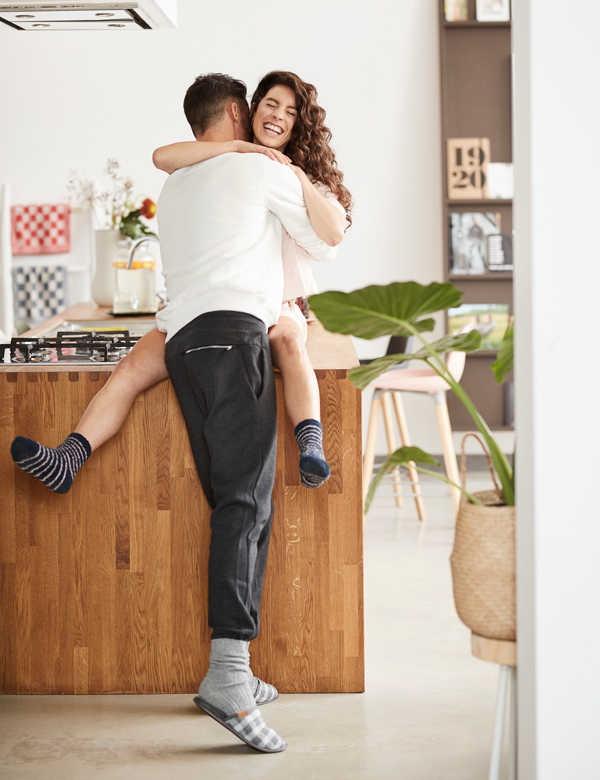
xmin=309 ymin=281 xmax=514 ymax=508
xmin=310 ymin=280 xmax=517 ymax=640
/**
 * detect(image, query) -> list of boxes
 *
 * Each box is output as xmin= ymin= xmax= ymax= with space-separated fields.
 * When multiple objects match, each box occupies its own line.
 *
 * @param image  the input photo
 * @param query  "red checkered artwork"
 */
xmin=11 ymin=204 xmax=71 ymax=255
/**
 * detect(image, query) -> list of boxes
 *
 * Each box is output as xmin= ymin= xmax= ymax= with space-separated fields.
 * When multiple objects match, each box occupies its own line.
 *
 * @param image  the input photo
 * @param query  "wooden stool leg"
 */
xmin=381 ymin=391 xmax=402 ymax=507
xmin=434 ymin=391 xmax=460 ymax=517
xmin=363 ymin=390 xmax=382 ymax=502
xmin=391 ymin=391 xmax=426 ymax=521
xmin=489 ymin=665 xmax=511 ymax=780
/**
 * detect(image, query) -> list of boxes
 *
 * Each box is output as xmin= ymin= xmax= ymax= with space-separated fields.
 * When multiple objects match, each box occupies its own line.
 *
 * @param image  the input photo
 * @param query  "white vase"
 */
xmin=91 ymin=229 xmax=121 ymax=307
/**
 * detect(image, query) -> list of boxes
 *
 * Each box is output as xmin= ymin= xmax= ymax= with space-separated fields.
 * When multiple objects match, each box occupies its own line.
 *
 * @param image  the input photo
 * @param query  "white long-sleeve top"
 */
xmin=155 ymin=153 xmax=337 ymax=341
xmin=281 ymin=182 xmax=346 ymax=300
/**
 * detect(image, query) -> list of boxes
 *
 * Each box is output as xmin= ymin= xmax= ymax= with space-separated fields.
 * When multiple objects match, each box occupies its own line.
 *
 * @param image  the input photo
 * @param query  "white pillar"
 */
xmin=513 ymin=2 xmax=600 ymax=778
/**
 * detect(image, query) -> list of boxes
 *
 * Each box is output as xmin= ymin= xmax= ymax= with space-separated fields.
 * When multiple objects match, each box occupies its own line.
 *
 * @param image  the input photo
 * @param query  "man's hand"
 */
xmin=236 ymin=141 xmax=291 ymax=165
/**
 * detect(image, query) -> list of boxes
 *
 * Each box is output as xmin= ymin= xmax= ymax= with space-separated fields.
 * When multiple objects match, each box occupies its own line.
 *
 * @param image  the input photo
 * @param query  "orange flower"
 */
xmin=140 ymin=198 xmax=156 ymax=219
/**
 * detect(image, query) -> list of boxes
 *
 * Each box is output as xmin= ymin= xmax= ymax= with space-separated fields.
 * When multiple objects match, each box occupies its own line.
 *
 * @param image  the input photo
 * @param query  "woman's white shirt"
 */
xmin=281 ymin=183 xmax=345 ymax=300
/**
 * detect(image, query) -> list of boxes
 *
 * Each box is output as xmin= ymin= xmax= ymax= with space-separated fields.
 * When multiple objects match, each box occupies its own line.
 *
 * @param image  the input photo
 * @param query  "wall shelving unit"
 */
xmin=439 ymin=0 xmax=513 ymax=431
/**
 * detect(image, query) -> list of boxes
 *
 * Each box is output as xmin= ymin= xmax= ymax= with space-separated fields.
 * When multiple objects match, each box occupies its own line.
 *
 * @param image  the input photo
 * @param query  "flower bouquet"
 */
xmin=66 ymin=157 xmax=156 ymax=239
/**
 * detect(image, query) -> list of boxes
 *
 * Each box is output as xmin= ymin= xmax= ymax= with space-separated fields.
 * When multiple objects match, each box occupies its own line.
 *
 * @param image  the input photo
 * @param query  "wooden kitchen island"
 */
xmin=0 ymin=304 xmax=363 ymax=695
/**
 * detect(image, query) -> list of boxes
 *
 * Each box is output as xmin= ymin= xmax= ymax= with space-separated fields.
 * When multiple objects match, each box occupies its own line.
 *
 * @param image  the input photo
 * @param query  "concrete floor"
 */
xmin=0 ymin=472 xmax=509 ymax=780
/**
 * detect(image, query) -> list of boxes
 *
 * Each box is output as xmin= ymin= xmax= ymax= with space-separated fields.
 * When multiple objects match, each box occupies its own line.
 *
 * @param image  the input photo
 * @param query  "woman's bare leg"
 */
xmin=269 ymin=318 xmax=329 ymax=487
xmin=10 ymin=327 xmax=168 ymax=493
xmin=76 ymin=327 xmax=168 ymax=451
xmin=269 ymin=318 xmax=320 ymax=427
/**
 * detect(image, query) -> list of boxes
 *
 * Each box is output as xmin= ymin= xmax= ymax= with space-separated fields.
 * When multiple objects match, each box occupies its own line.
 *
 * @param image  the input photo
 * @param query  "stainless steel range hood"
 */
xmin=0 ymin=0 xmax=176 ymax=29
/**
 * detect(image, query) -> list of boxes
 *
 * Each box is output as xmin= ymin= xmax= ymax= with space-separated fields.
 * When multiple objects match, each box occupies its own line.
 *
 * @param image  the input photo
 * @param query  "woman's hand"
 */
xmin=237 ymin=141 xmax=291 ymax=165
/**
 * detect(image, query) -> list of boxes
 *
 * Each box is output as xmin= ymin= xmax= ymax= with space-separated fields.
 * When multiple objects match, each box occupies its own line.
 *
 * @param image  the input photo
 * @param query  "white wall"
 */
xmin=0 ymin=0 xmax=446 ymax=453
xmin=514 ymin=2 xmax=600 ymax=777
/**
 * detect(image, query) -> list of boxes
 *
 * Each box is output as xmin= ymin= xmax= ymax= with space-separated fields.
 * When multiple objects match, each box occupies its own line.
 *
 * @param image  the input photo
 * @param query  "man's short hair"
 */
xmin=183 ymin=73 xmax=248 ymax=137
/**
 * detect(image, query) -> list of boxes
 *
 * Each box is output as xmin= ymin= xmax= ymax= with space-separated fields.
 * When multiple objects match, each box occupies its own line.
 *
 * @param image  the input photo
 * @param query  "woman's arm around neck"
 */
xmin=152 ymin=140 xmax=290 ymax=175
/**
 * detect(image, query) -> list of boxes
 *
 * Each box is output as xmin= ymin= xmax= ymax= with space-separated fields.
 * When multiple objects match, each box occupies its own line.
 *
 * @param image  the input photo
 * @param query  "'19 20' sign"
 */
xmin=447 ymin=137 xmax=490 ymax=200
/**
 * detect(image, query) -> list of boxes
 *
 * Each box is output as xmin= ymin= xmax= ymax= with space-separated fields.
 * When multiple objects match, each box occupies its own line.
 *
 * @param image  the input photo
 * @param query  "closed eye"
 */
xmin=266 ymin=100 xmax=296 ymax=117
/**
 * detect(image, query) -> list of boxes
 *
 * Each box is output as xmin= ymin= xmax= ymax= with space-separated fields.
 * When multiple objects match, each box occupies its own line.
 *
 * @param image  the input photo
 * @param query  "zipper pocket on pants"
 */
xmin=184 ymin=345 xmax=233 ymax=355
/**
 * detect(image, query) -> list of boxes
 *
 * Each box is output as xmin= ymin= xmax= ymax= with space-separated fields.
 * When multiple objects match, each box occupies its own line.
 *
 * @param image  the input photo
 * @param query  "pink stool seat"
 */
xmin=370 ymin=368 xmax=451 ymax=394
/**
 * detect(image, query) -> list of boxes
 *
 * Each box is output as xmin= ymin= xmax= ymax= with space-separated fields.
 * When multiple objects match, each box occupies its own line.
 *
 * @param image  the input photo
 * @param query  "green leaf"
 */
xmin=349 ymin=354 xmax=414 ymax=390
xmin=365 ymin=447 xmax=440 ymax=514
xmin=119 ymin=221 xmax=157 ymax=241
xmin=348 ymin=331 xmax=482 ymax=390
xmin=309 ymin=282 xmax=463 ymax=340
xmin=121 ymin=209 xmax=141 ymax=224
xmin=119 ymin=222 xmax=142 ymax=240
xmin=491 ymin=324 xmax=514 ymax=384
xmin=411 ymin=329 xmax=482 ymax=359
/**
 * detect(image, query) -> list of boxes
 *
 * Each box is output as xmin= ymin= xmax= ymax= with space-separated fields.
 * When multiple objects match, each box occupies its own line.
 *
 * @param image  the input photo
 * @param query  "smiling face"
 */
xmin=252 ymin=84 xmax=297 ymax=152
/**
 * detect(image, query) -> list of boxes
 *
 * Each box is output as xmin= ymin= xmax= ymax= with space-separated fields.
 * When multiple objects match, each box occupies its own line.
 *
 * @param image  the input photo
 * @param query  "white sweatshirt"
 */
xmin=155 ymin=153 xmax=337 ymax=341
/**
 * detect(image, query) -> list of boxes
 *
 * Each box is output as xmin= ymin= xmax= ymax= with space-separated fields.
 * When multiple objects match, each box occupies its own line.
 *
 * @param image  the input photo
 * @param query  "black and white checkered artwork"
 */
xmin=13 ymin=266 xmax=68 ymax=325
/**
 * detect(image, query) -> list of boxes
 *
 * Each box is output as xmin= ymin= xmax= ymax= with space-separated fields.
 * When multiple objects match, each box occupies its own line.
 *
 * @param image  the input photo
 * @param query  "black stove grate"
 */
xmin=0 ymin=330 xmax=142 ymax=364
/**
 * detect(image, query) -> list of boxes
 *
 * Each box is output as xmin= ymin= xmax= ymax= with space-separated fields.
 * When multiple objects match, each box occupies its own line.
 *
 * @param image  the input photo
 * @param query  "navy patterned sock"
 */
xmin=295 ymin=418 xmax=330 ymax=489
xmin=10 ymin=433 xmax=91 ymax=494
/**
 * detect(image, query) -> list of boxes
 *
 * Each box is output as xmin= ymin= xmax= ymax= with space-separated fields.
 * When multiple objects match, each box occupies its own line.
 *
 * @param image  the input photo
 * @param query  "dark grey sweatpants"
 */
xmin=164 ymin=311 xmax=277 ymax=641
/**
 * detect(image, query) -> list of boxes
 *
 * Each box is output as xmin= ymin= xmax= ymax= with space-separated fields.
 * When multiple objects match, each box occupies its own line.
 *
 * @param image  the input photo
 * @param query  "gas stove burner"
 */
xmin=90 ymin=350 xmax=121 ymax=362
xmin=30 ymin=350 xmax=51 ymax=363
xmin=1 ymin=329 xmax=142 ymax=365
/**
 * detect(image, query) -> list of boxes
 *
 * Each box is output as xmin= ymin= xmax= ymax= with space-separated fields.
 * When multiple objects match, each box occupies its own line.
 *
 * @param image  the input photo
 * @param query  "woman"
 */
xmin=10 ymin=71 xmax=352 ymax=493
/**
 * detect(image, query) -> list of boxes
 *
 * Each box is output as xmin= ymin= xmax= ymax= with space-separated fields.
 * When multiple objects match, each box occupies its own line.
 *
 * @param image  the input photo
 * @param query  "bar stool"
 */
xmin=362 ymin=348 xmax=466 ymax=519
xmin=471 ymin=634 xmax=517 ymax=780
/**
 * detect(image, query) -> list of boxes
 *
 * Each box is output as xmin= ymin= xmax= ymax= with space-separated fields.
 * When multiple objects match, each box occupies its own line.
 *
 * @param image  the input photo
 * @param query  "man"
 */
xmin=155 ymin=73 xmax=336 ymax=753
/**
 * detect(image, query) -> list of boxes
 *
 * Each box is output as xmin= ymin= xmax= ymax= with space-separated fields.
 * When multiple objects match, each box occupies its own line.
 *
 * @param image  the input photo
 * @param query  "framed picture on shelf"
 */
xmin=448 ymin=303 xmax=510 ymax=351
xmin=447 ymin=138 xmax=491 ymax=200
xmin=485 ymin=163 xmax=514 ymax=199
xmin=476 ymin=0 xmax=510 ymax=22
xmin=487 ymin=234 xmax=513 ymax=271
xmin=444 ymin=0 xmax=468 ymax=21
xmin=449 ymin=212 xmax=501 ymax=274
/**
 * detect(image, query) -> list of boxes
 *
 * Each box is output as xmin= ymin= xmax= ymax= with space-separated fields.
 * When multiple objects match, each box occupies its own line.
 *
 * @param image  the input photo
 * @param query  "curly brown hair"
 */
xmin=251 ymin=71 xmax=352 ymax=228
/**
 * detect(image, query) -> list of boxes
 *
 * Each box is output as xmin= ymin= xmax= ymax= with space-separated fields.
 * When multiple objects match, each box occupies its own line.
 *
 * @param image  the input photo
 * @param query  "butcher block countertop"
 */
xmin=0 ymin=302 xmax=360 ymax=374
xmin=0 ymin=303 xmax=364 ymax=696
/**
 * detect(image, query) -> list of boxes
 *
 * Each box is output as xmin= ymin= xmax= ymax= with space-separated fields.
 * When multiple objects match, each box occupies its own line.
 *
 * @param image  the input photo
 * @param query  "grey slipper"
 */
xmin=193 ymin=696 xmax=287 ymax=754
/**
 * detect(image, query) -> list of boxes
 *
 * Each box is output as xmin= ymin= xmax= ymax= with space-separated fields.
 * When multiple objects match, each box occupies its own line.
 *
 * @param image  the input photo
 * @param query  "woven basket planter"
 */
xmin=450 ymin=436 xmax=516 ymax=641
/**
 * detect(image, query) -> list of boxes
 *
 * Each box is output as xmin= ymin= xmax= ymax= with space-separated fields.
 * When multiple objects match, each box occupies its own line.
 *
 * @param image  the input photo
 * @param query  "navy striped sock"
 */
xmin=295 ymin=418 xmax=330 ymax=489
xmin=10 ymin=433 xmax=91 ymax=494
